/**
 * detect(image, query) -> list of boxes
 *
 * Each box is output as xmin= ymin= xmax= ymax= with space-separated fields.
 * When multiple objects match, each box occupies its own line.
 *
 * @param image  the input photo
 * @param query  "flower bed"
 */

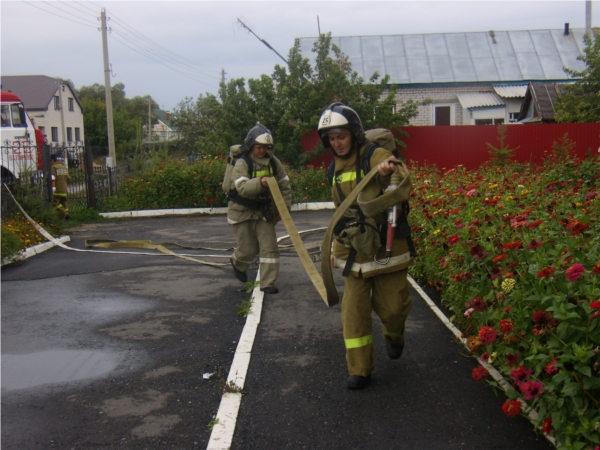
xmin=408 ymin=156 xmax=599 ymax=449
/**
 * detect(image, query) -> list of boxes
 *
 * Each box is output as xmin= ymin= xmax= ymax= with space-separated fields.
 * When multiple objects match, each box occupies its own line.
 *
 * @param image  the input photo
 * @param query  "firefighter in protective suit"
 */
xmin=227 ymin=124 xmax=291 ymax=294
xmin=318 ymin=103 xmax=414 ymax=389
xmin=51 ymin=154 xmax=71 ymax=220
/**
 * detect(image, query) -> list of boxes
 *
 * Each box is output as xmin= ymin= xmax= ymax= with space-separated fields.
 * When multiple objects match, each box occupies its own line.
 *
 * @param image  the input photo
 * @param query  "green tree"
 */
xmin=170 ymin=94 xmax=224 ymax=154
xmin=555 ymin=30 xmax=600 ymax=123
xmin=77 ymin=83 xmax=159 ymax=154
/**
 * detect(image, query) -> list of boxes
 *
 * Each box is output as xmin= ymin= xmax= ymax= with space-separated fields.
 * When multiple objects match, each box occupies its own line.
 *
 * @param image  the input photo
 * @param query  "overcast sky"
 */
xmin=1 ymin=0 xmax=598 ymax=111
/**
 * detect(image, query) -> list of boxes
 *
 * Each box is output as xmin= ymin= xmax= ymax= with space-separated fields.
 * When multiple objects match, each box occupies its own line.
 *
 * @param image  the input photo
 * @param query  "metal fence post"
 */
xmin=42 ymin=144 xmax=52 ymax=204
xmin=84 ymin=145 xmax=97 ymax=209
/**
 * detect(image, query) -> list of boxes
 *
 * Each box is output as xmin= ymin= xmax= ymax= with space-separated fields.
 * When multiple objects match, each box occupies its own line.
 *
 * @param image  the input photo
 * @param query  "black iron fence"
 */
xmin=1 ymin=142 xmax=131 ymax=218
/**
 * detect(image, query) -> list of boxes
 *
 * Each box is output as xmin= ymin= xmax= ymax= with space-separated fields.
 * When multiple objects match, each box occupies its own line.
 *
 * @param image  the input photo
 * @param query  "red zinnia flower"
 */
xmin=478 ymin=326 xmax=498 ymax=345
xmin=493 ymin=254 xmax=507 ymax=263
xmin=505 ymin=353 xmax=520 ymax=367
xmin=520 ymin=380 xmax=545 ymax=400
xmin=502 ymin=400 xmax=522 ymax=418
xmin=472 ymin=366 xmax=489 ymax=381
xmin=537 ymin=267 xmax=555 ymax=278
xmin=449 ymin=234 xmax=460 ymax=245
xmin=469 ymin=297 xmax=488 ymax=311
xmin=542 ymin=417 xmax=553 ymax=434
xmin=590 ymin=300 xmax=600 ymax=319
xmin=532 ymin=310 xmax=552 ymax=325
xmin=510 ymin=365 xmax=532 ymax=386
xmin=593 ymin=263 xmax=600 ymax=275
xmin=503 ymin=240 xmax=523 ymax=250
xmin=503 ymin=306 xmax=511 ymax=314
xmin=499 ymin=319 xmax=513 ymax=334
xmin=527 ymin=239 xmax=543 ymax=250
xmin=528 ymin=220 xmax=543 ymax=229
xmin=565 ymin=263 xmax=585 ymax=281
xmin=545 ymin=358 xmax=558 ymax=375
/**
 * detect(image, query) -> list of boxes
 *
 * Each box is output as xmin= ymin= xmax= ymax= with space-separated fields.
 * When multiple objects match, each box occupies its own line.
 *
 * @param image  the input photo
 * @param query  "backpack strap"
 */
xmin=240 ymin=153 xmax=278 ymax=178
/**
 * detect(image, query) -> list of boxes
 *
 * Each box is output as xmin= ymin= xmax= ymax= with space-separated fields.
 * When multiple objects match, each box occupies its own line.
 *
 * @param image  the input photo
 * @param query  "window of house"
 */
xmin=392 ymin=103 xmax=397 ymax=114
xmin=433 ymin=105 xmax=454 ymax=126
xmin=508 ymin=112 xmax=519 ymax=123
xmin=66 ymin=127 xmax=73 ymax=142
xmin=75 ymin=127 xmax=80 ymax=141
xmin=475 ymin=118 xmax=505 ymax=125
xmin=51 ymin=127 xmax=59 ymax=142
xmin=54 ymin=96 xmax=60 ymax=111
xmin=68 ymin=98 xmax=74 ymax=112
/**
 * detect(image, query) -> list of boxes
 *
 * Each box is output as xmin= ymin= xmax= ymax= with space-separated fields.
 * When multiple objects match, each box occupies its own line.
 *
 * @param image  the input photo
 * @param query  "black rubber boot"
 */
xmin=230 ymin=258 xmax=247 ymax=283
xmin=346 ymin=375 xmax=371 ymax=390
xmin=260 ymin=286 xmax=279 ymax=294
xmin=386 ymin=341 xmax=404 ymax=360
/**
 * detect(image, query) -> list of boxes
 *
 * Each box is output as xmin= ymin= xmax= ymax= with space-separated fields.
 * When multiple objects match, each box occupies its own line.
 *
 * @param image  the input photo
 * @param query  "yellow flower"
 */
xmin=501 ymin=278 xmax=516 ymax=294
xmin=521 ymin=190 xmax=529 ymax=196
xmin=517 ymin=184 xmax=525 ymax=189
xmin=433 ymin=229 xmax=441 ymax=235
xmin=506 ymin=196 xmax=513 ymax=201
xmin=489 ymin=184 xmax=499 ymax=189
xmin=488 ymin=352 xmax=498 ymax=364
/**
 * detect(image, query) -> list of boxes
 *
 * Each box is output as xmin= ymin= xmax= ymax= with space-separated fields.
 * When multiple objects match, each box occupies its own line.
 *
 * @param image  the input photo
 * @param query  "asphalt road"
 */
xmin=1 ymin=210 xmax=554 ymax=449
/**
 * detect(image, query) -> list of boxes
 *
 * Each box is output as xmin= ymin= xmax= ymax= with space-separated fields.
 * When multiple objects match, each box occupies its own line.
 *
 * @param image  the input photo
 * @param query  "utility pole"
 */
xmin=56 ymin=78 xmax=66 ymax=146
xmin=101 ymin=8 xmax=116 ymax=167
xmin=148 ymin=97 xmax=152 ymax=143
xmin=221 ymin=69 xmax=227 ymax=84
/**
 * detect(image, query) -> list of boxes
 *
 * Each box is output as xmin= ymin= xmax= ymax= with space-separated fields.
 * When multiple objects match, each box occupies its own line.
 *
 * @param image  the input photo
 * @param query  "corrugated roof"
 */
xmin=456 ymin=92 xmax=505 ymax=109
xmin=493 ymin=85 xmax=528 ymax=98
xmin=298 ymin=28 xmax=586 ymax=85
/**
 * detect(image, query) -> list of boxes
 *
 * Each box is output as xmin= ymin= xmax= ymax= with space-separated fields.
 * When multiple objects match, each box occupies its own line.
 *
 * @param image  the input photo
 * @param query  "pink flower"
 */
xmin=478 ymin=326 xmax=498 ymax=345
xmin=520 ymin=380 xmax=545 ymax=400
xmin=510 ymin=365 xmax=532 ymax=386
xmin=466 ymin=189 xmax=478 ymax=197
xmin=565 ymin=263 xmax=585 ymax=281
xmin=545 ymin=358 xmax=558 ymax=375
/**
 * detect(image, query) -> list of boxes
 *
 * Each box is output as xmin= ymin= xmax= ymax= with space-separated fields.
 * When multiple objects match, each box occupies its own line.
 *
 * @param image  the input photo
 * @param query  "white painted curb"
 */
xmin=1 ymin=235 xmax=71 ymax=267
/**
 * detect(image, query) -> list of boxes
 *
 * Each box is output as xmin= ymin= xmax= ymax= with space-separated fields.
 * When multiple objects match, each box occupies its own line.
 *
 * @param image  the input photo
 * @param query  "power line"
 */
xmin=22 ymin=1 xmax=97 ymax=28
xmin=109 ymin=34 xmax=218 ymax=89
xmin=40 ymin=1 xmax=97 ymax=24
xmin=108 ymin=13 xmax=221 ymax=71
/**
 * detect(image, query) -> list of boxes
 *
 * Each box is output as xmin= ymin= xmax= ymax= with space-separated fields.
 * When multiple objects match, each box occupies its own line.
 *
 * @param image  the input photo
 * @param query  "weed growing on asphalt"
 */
xmin=207 ymin=418 xmax=219 ymax=430
xmin=221 ymin=379 xmax=243 ymax=395
xmin=236 ymin=298 xmax=252 ymax=318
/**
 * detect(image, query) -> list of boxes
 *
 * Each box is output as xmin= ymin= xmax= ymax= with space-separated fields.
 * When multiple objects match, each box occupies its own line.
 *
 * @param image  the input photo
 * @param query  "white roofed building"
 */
xmin=299 ymin=26 xmax=587 ymax=125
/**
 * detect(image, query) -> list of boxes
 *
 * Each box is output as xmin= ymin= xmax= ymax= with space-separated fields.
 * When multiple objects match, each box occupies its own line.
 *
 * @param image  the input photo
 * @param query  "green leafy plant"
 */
xmin=486 ymin=124 xmax=520 ymax=167
xmin=408 ymin=154 xmax=600 ymax=449
xmin=551 ymin=133 xmax=576 ymax=162
xmin=207 ymin=418 xmax=219 ymax=430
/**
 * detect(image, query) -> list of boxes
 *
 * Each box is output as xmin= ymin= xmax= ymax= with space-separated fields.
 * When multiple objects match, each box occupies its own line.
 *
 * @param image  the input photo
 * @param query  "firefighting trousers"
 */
xmin=341 ymin=268 xmax=412 ymax=377
xmin=231 ymin=219 xmax=279 ymax=289
xmin=52 ymin=194 xmax=69 ymax=219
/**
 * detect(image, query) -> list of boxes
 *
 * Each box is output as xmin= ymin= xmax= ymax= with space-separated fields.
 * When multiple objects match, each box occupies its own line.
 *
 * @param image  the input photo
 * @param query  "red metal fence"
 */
xmin=303 ymin=123 xmax=600 ymax=171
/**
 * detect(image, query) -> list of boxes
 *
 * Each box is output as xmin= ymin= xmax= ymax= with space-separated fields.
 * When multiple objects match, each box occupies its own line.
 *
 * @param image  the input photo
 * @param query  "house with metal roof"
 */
xmin=0 ymin=75 xmax=85 ymax=144
xmin=298 ymin=25 xmax=587 ymax=126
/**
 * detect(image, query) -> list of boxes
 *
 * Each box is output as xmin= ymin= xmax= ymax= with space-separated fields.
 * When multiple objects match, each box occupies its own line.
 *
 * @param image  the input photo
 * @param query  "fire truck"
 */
xmin=1 ymin=90 xmax=43 ymax=183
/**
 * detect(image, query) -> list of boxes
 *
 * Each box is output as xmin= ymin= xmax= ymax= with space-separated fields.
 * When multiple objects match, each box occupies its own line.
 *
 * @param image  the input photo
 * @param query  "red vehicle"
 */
xmin=1 ymin=90 xmax=40 ymax=181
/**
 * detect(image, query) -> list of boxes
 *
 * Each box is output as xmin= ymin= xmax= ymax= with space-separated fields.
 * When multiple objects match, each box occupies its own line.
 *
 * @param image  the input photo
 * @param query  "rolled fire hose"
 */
xmin=320 ymin=159 xmax=412 ymax=307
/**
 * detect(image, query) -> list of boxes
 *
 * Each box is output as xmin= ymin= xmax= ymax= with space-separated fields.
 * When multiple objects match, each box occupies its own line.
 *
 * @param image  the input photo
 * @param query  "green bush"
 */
xmin=1 ymin=222 xmax=24 ymax=260
xmin=101 ymin=155 xmax=332 ymax=212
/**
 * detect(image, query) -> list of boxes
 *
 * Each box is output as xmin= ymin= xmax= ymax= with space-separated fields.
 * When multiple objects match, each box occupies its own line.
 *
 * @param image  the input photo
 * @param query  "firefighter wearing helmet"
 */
xmin=318 ymin=103 xmax=414 ymax=390
xmin=227 ymin=124 xmax=291 ymax=294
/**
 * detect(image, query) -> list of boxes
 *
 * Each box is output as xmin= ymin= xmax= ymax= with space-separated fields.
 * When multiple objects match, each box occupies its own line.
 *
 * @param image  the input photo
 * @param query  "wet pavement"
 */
xmin=1 ymin=211 xmax=554 ymax=449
